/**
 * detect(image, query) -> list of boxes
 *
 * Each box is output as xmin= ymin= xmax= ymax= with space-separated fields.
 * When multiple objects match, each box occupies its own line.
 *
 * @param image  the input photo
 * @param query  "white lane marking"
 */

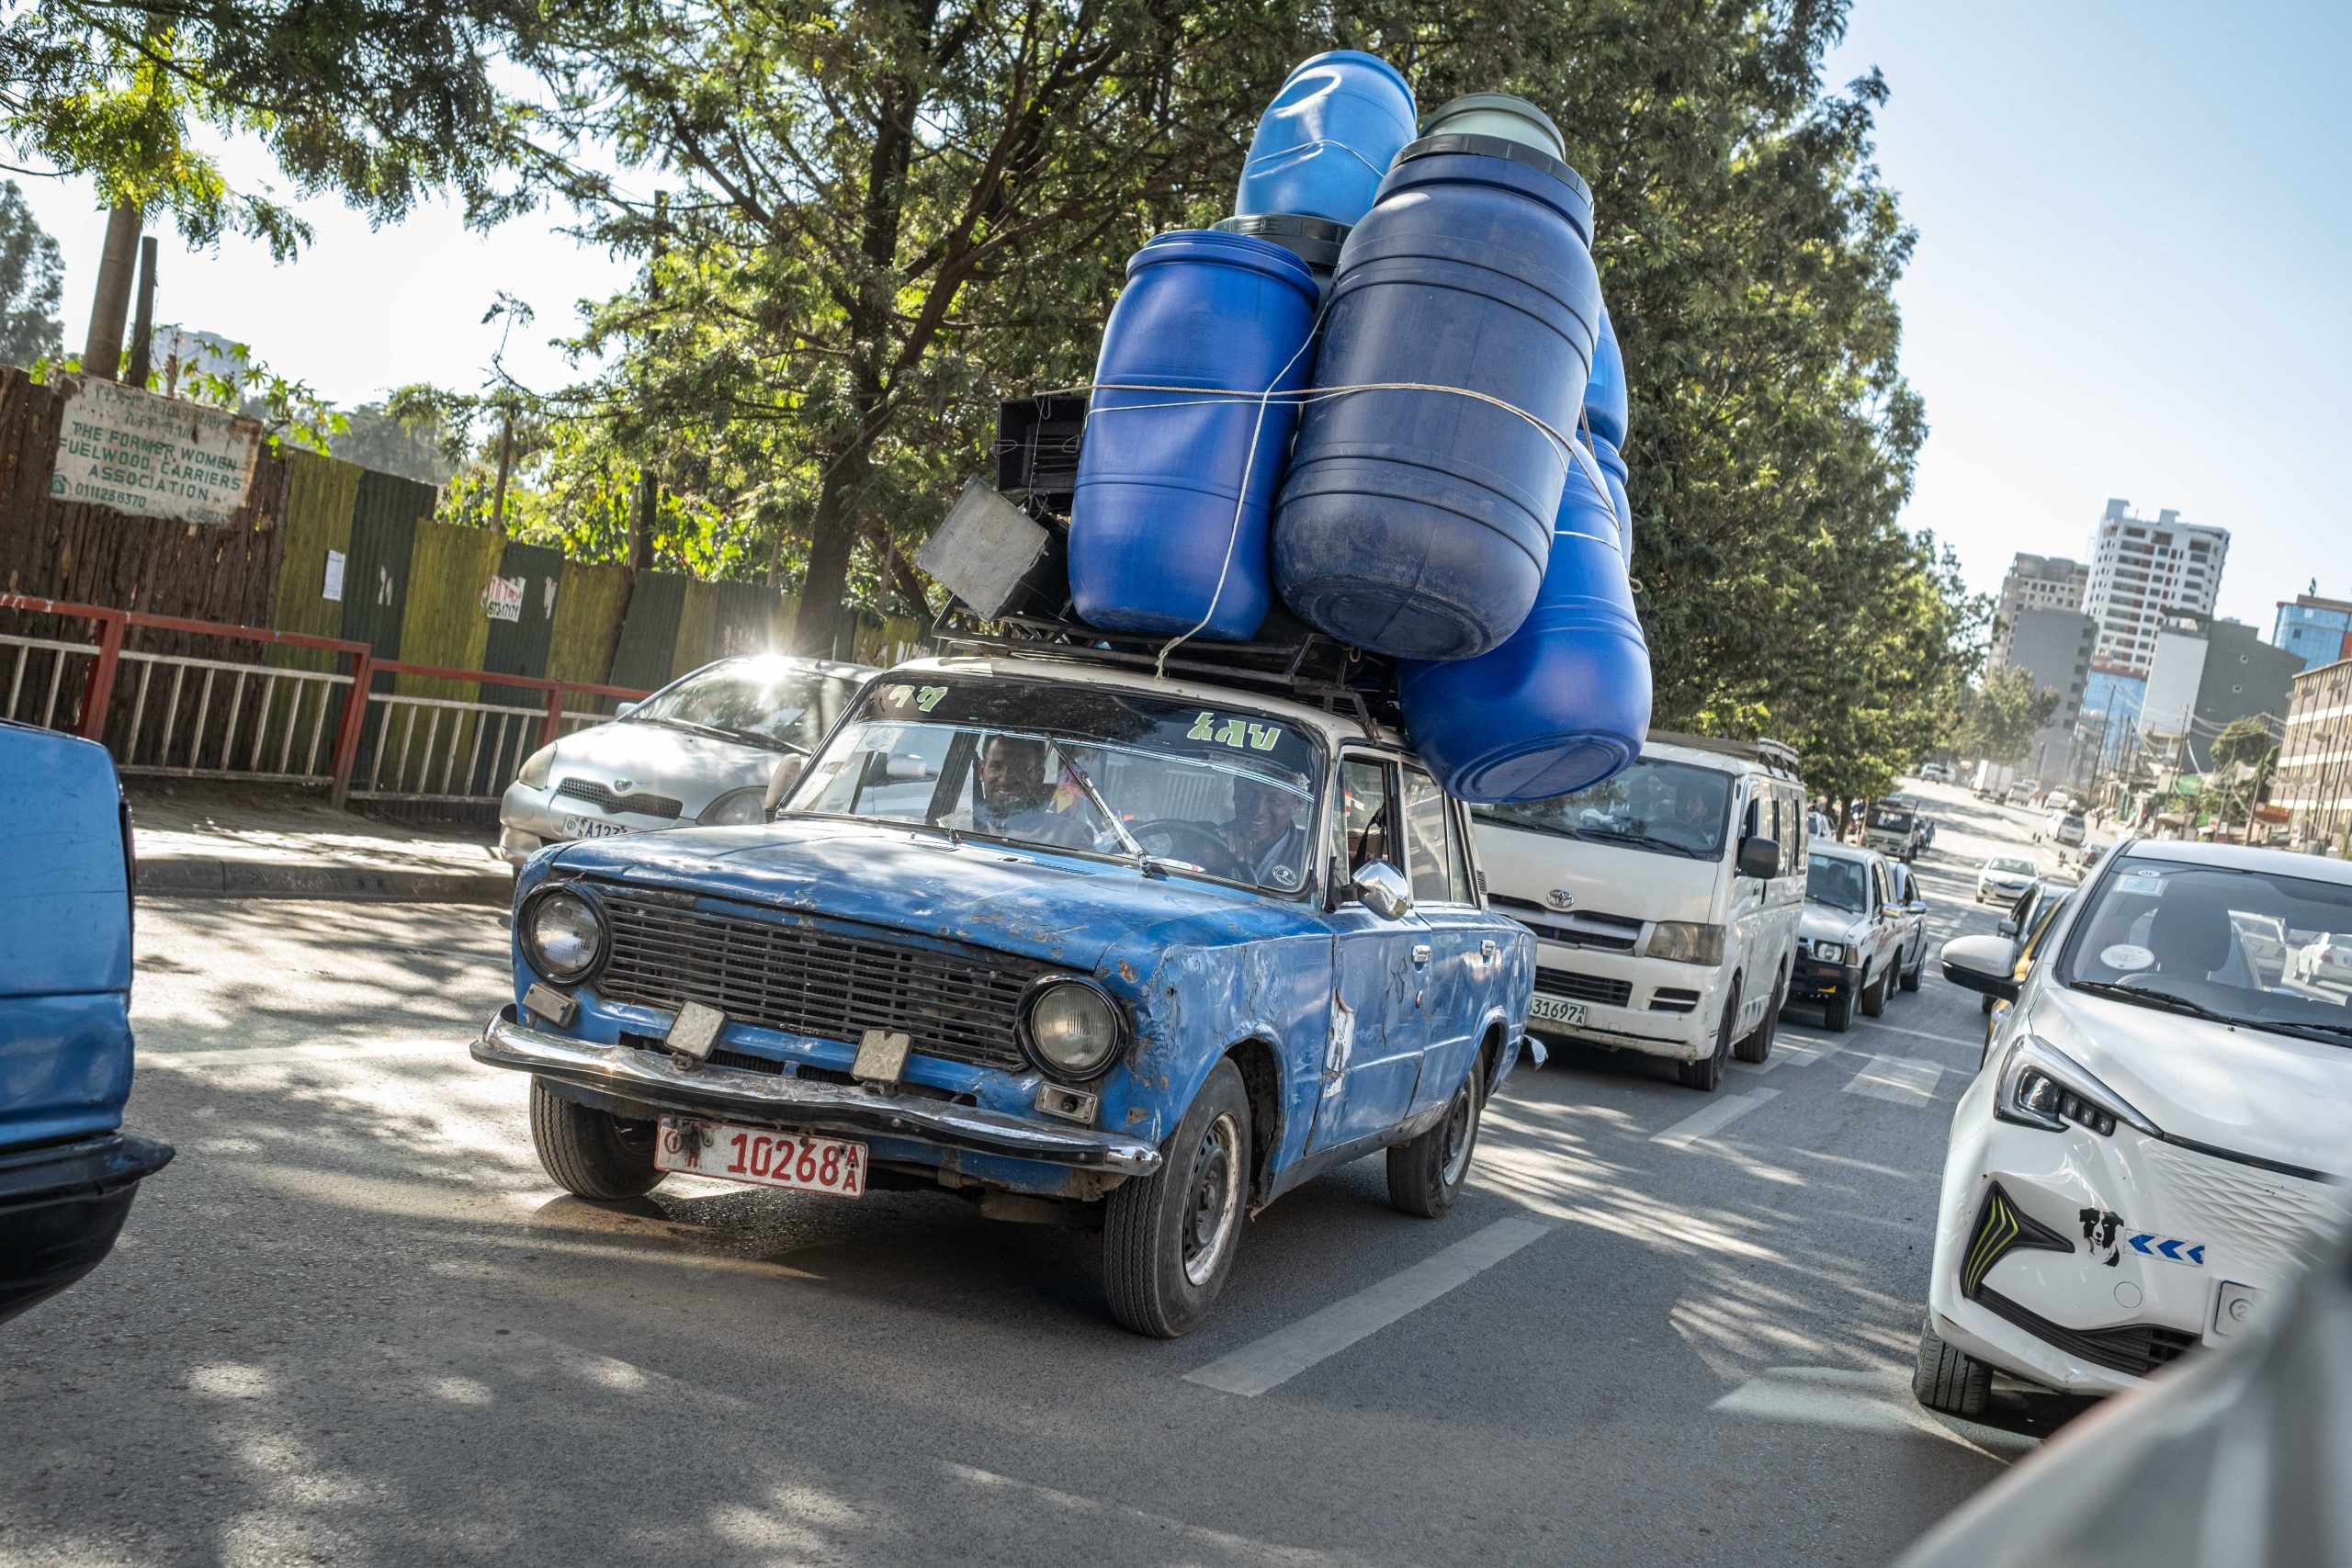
xmin=1854 ymin=1019 xmax=1983 ymax=1050
xmin=1729 ymin=1036 xmax=1826 ymax=1075
xmin=1650 ymin=1089 xmax=1780 ymax=1149
xmin=143 ymin=1037 xmax=467 ymax=1068
xmin=1711 ymin=1366 xmax=2037 ymax=1459
xmin=943 ymin=1463 xmax=1377 ymax=1564
xmin=1185 ymin=1217 xmax=1553 ymax=1397
xmin=1842 ymin=1054 xmax=1944 ymax=1107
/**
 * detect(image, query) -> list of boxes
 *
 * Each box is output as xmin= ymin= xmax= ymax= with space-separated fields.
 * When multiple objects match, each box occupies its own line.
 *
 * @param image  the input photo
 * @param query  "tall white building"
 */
xmin=2082 ymin=499 xmax=2228 ymax=676
xmin=1991 ymin=553 xmax=2089 ymax=665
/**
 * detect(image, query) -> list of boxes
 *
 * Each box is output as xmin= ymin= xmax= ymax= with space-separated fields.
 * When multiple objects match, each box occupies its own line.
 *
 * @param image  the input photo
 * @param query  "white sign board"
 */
xmin=50 ymin=378 xmax=262 ymax=526
xmin=322 ymin=549 xmax=346 ymax=603
xmin=482 ymin=574 xmax=526 ymax=623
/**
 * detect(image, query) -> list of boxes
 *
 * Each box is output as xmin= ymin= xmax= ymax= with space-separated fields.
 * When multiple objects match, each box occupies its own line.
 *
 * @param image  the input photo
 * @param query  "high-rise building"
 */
xmin=2271 ymin=585 xmax=2352 ymax=671
xmin=2081 ymin=499 xmax=2229 ymax=676
xmin=1991 ymin=554 xmax=2089 ymax=664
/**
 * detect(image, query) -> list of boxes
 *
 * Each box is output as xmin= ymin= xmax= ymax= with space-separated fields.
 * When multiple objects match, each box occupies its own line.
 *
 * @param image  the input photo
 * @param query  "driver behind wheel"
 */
xmin=967 ymin=735 xmax=1090 ymax=849
xmin=1217 ymin=775 xmax=1310 ymax=891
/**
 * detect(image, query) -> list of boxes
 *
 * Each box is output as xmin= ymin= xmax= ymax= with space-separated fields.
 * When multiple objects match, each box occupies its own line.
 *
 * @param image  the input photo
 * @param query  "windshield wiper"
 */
xmin=1575 ymin=827 xmax=1702 ymax=859
xmin=1056 ymin=754 xmax=1174 ymax=878
xmin=2070 ymin=979 xmax=2250 ymax=1028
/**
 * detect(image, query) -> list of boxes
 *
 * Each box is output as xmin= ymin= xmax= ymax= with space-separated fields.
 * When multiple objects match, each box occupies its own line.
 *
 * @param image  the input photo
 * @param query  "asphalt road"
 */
xmin=4 ymin=779 xmax=2098 ymax=1567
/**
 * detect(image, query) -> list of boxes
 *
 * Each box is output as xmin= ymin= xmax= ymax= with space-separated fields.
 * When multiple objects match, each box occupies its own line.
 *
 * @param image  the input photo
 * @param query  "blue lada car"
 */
xmin=475 ymin=653 xmax=1535 ymax=1335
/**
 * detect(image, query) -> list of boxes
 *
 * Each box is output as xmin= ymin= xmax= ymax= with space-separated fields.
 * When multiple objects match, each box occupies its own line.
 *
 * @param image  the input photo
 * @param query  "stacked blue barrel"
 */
xmin=1062 ymin=52 xmax=1652 ymax=801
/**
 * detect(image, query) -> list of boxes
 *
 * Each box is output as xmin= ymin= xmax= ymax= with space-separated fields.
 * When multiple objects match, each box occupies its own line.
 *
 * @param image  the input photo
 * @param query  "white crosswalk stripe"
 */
xmin=1651 ymin=1089 xmax=1781 ymax=1147
xmin=1842 ymin=1054 xmax=1944 ymax=1107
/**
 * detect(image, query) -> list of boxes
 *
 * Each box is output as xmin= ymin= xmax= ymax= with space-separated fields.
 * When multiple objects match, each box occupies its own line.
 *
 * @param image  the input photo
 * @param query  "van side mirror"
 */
xmin=1736 ymin=835 xmax=1780 ymax=880
xmin=1352 ymin=861 xmax=1413 ymax=920
xmin=1940 ymin=933 xmax=2021 ymax=1001
xmin=763 ymin=754 xmax=808 ymax=818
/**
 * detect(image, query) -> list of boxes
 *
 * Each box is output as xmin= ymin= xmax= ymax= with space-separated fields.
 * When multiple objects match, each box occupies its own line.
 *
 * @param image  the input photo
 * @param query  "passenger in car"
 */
xmin=970 ymin=735 xmax=1091 ymax=847
xmin=1218 ymin=775 xmax=1311 ymax=890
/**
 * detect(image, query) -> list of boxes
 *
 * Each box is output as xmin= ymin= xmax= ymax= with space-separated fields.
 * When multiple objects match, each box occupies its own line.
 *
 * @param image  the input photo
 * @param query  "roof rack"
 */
xmin=927 ymin=600 xmax=1405 ymax=735
xmin=1648 ymin=729 xmax=1805 ymax=778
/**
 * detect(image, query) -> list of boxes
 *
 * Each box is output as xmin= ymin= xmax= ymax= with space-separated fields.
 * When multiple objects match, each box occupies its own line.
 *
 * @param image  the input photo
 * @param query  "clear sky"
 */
xmin=17 ymin=2 xmax=2349 ymax=635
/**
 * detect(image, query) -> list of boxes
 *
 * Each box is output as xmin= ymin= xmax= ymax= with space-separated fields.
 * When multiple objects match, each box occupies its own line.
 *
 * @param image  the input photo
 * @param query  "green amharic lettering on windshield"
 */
xmin=1187 ymin=711 xmax=1285 ymax=751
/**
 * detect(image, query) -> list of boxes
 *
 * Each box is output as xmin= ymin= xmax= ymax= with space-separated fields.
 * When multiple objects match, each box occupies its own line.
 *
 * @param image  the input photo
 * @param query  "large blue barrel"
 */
xmin=1069 ymin=231 xmax=1321 ymax=641
xmin=1589 ymin=433 xmax=1633 ymax=556
xmin=1584 ymin=302 xmax=1628 ymax=449
xmin=1396 ymin=440 xmax=1650 ymax=803
xmin=1235 ymin=52 xmax=1418 ymax=228
xmin=1272 ymin=133 xmax=1601 ymax=660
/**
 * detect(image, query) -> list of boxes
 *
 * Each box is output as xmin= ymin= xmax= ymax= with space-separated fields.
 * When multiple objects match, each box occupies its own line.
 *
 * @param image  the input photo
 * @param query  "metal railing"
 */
xmin=0 ymin=594 xmax=650 ymax=809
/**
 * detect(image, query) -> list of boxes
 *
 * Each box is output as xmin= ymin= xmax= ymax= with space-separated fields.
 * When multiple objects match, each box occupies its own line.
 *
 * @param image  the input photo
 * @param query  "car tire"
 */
xmin=1734 ymin=972 xmax=1782 ymax=1065
xmin=529 ymin=1077 xmax=665 ymax=1201
xmin=1103 ymin=1057 xmax=1250 ymax=1338
xmin=1912 ymin=1314 xmax=1992 ymax=1418
xmin=1900 ymin=944 xmax=1923 ymax=993
xmin=1678 ymin=979 xmax=1738 ymax=1090
xmin=1860 ymin=966 xmax=1887 ymax=1018
xmin=1388 ymin=1066 xmax=1485 ymax=1219
xmin=1822 ymin=983 xmax=1855 ymax=1032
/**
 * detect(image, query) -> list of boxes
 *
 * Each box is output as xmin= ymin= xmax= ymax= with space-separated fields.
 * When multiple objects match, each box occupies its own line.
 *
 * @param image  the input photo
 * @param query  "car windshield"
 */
xmin=1473 ymin=757 xmax=1732 ymax=860
xmin=2059 ymin=856 xmax=2352 ymax=1044
xmin=1807 ymin=854 xmax=1868 ymax=912
xmin=1868 ymin=804 xmax=1914 ymax=830
xmin=626 ymin=659 xmax=864 ymax=753
xmin=786 ymin=676 xmax=1324 ymax=896
xmin=1988 ymin=857 xmax=2035 ymax=874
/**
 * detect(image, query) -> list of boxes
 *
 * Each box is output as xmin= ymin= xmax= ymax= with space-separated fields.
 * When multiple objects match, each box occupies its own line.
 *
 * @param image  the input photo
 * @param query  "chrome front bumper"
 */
xmin=473 ymin=1007 xmax=1162 ymax=1176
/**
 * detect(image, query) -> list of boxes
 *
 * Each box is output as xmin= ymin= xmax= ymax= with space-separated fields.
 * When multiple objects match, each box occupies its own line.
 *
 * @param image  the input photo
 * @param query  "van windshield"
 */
xmin=1473 ymin=759 xmax=1733 ymax=861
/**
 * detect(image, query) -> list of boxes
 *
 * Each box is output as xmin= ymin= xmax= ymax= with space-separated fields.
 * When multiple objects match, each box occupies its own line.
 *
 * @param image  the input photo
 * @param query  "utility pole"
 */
xmin=81 ymin=203 xmax=141 ymax=380
xmin=124 ymin=236 xmax=158 ymax=389
xmin=628 ymin=189 xmax=667 ymax=580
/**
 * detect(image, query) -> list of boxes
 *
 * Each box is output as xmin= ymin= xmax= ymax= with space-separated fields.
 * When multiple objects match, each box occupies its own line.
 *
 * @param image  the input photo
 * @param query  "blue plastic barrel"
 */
xmin=1272 ymin=133 xmax=1602 ymax=660
xmin=1235 ymin=51 xmax=1418 ymax=229
xmin=1069 ymin=231 xmax=1321 ymax=641
xmin=1584 ymin=302 xmax=1628 ymax=450
xmin=1589 ymin=433 xmax=1633 ymax=556
xmin=1396 ymin=439 xmax=1650 ymax=803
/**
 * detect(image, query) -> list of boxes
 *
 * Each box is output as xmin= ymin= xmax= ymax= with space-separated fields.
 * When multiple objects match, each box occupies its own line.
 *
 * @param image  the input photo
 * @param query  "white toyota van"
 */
xmin=1470 ymin=733 xmax=1809 ymax=1092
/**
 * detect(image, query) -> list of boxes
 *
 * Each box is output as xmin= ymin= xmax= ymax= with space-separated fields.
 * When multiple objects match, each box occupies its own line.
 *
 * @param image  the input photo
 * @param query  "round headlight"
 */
xmin=699 ymin=787 xmax=767 ymax=826
xmin=1021 ymin=979 xmax=1123 ymax=1080
xmin=525 ymin=888 xmax=605 ymax=982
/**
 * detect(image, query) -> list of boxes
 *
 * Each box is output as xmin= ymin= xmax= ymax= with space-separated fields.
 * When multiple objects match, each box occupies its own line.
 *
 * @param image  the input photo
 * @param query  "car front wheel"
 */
xmin=1912 ymin=1314 xmax=1992 ymax=1418
xmin=1860 ymin=965 xmax=1887 ymax=1018
xmin=1388 ymin=1066 xmax=1484 ymax=1218
xmin=530 ymin=1077 xmax=666 ymax=1201
xmin=1103 ymin=1058 xmax=1250 ymax=1338
xmin=1822 ymin=981 xmax=1855 ymax=1032
xmin=1678 ymin=978 xmax=1739 ymax=1090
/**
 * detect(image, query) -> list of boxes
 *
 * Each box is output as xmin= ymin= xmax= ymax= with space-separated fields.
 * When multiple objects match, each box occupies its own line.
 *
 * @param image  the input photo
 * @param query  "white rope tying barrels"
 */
xmin=1073 ymin=366 xmax=1615 ymax=674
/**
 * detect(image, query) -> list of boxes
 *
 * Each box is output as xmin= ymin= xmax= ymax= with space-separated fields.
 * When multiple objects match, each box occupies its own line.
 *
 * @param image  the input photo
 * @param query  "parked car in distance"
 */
xmin=1473 ymin=732 xmax=1808 ymax=1093
xmin=2290 ymin=931 xmax=2352 ymax=987
xmin=1792 ymin=841 xmax=1905 ymax=1031
xmin=1919 ymin=761 xmax=1951 ymax=783
xmin=476 ymin=652 xmax=1534 ymax=1337
xmin=498 ymin=654 xmax=876 ymax=868
xmin=1886 ymin=862 xmax=1929 ymax=994
xmin=0 ymin=721 xmax=173 ymax=1323
xmin=1978 ymin=854 xmax=2040 ymax=905
xmin=1922 ymin=839 xmax=2352 ymax=1418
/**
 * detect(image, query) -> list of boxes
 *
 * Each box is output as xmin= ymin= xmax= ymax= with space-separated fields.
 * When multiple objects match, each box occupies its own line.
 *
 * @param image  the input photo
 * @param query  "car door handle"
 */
xmin=1411 ymin=944 xmax=1432 ymax=965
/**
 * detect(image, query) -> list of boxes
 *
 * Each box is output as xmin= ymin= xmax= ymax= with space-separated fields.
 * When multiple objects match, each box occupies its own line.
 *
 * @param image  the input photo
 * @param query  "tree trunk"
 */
xmin=126 ymin=235 xmax=158 ymax=388
xmin=792 ymin=437 xmax=872 ymax=658
xmin=82 ymin=202 xmax=141 ymax=381
xmin=490 ymin=411 xmax=515 ymax=533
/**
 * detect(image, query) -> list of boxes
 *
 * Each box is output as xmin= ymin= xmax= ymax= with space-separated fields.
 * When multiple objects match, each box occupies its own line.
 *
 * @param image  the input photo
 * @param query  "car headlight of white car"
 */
xmin=1647 ymin=921 xmax=1725 ymax=965
xmin=1993 ymin=1035 xmax=2158 ymax=1140
xmin=1807 ymin=938 xmax=1857 ymax=964
xmin=697 ymin=787 xmax=769 ymax=826
xmin=517 ymin=743 xmax=558 ymax=790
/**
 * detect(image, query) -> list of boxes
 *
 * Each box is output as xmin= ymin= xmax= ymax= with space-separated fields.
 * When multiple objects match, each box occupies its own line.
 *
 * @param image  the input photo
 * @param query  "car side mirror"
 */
xmin=1940 ymin=933 xmax=2021 ymax=1001
xmin=1352 ymin=861 xmax=1413 ymax=921
xmin=616 ymin=701 xmax=640 ymax=718
xmin=1905 ymin=900 xmax=1928 ymax=916
xmin=763 ymin=754 xmax=808 ymax=818
xmin=1996 ymin=916 xmax=2019 ymax=939
xmin=1735 ymin=835 xmax=1780 ymax=880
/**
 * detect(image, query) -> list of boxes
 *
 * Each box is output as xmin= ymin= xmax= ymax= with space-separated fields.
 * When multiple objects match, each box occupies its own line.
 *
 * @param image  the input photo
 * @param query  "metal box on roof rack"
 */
xmin=993 ymin=394 xmax=1089 ymax=513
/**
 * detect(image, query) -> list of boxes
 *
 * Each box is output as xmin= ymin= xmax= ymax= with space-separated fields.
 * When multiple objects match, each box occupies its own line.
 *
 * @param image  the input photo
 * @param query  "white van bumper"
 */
xmin=1524 ymin=942 xmax=1730 ymax=1064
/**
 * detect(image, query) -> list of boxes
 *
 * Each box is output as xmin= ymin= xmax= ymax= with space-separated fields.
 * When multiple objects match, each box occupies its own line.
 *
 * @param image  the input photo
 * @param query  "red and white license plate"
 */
xmin=655 ymin=1116 xmax=865 ymax=1199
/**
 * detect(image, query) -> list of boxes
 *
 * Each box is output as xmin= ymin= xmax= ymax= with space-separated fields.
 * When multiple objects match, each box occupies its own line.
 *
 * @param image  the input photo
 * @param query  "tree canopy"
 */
xmin=1953 ymin=665 xmax=2063 ymax=768
xmin=0 ymin=180 xmax=62 ymax=364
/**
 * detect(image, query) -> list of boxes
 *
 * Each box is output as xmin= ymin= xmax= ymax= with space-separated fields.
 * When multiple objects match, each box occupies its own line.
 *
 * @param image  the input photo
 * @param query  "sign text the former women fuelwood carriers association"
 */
xmin=49 ymin=378 xmax=263 ymax=527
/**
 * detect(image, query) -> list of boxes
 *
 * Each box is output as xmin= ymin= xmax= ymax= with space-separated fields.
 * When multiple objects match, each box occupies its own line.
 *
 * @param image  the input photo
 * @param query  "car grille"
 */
xmin=1648 ymin=987 xmax=1702 ymax=1014
xmin=1974 ymin=1285 xmax=2200 ymax=1378
xmin=1534 ymin=966 xmax=1634 ymax=1008
xmin=1490 ymin=895 xmax=1642 ymax=952
xmin=557 ymin=777 xmax=684 ymax=820
xmin=591 ymin=886 xmax=1044 ymax=1070
xmin=2141 ymin=1138 xmax=2351 ymax=1275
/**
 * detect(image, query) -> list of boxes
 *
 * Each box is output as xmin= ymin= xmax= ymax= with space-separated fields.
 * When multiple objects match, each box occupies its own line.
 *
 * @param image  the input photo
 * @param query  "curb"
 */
xmin=136 ymin=855 xmax=514 ymax=908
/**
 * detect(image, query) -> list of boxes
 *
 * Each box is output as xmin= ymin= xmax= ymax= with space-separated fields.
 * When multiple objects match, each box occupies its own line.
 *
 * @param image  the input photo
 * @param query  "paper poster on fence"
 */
xmin=482 ymin=574 xmax=526 ymax=622
xmin=49 ymin=377 xmax=262 ymax=526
